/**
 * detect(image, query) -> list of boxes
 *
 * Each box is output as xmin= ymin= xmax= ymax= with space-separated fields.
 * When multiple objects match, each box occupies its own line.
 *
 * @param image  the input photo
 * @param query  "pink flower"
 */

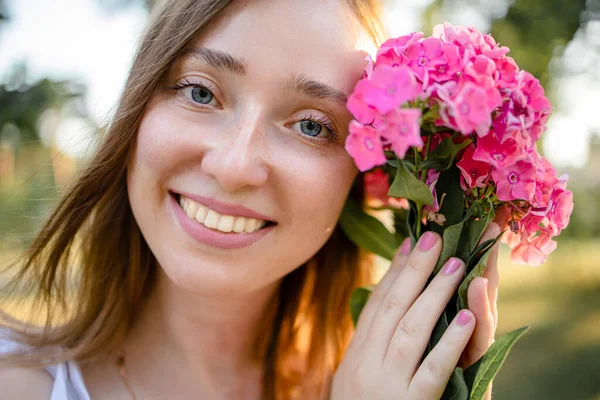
xmin=429 ymin=42 xmax=463 ymax=83
xmin=495 ymin=56 xmax=519 ymax=88
xmin=374 ymin=108 xmax=423 ymax=159
xmin=376 ymin=33 xmax=423 ymax=67
xmin=510 ymin=232 xmax=557 ymax=266
xmin=362 ymin=65 xmax=420 ymax=114
xmin=365 ymin=169 xmax=390 ymax=203
xmin=457 ymin=145 xmax=490 ymax=189
xmin=345 ymin=121 xmax=386 ymax=172
xmin=492 ymin=159 xmax=537 ymax=201
xmin=530 ymin=186 xmax=574 ymax=236
xmin=443 ymin=81 xmax=493 ymax=136
xmin=424 ymin=169 xmax=441 ymax=213
xmin=518 ymin=71 xmax=552 ymax=141
xmin=347 ymin=79 xmax=377 ymax=124
xmin=406 ymin=37 xmax=444 ymax=83
xmin=472 ymin=133 xmax=527 ymax=169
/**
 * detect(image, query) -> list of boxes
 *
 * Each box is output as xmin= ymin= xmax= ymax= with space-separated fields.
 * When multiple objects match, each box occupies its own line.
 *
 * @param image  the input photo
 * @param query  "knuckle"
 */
xmin=423 ymin=357 xmax=445 ymax=381
xmin=404 ymin=260 xmax=420 ymax=273
xmin=382 ymin=296 xmax=402 ymax=312
xmin=397 ymin=318 xmax=419 ymax=340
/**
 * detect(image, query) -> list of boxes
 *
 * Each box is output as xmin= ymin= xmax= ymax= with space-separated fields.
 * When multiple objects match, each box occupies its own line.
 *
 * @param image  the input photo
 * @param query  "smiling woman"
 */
xmin=0 ymin=0 xmax=387 ymax=399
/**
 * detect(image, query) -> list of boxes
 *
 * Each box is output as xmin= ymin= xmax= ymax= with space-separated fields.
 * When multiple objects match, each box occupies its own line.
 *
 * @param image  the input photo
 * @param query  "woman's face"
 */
xmin=127 ymin=0 xmax=369 ymax=295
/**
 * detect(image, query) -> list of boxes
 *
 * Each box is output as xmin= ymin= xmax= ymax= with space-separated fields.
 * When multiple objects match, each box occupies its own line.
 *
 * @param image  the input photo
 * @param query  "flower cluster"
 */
xmin=346 ymin=23 xmax=573 ymax=265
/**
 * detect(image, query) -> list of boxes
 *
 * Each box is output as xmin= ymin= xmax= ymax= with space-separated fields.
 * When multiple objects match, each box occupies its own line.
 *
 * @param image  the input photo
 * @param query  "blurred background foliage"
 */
xmin=0 ymin=0 xmax=598 ymax=399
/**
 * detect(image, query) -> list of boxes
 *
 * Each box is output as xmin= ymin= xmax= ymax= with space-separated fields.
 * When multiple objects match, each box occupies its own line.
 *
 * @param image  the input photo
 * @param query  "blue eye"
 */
xmin=190 ymin=86 xmax=214 ymax=104
xmin=171 ymin=79 xmax=220 ymax=107
xmin=300 ymin=120 xmax=323 ymax=137
xmin=291 ymin=115 xmax=339 ymax=144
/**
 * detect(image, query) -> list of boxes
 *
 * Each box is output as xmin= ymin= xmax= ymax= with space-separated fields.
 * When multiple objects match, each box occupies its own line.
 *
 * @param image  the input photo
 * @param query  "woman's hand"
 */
xmin=330 ymin=211 xmax=508 ymax=400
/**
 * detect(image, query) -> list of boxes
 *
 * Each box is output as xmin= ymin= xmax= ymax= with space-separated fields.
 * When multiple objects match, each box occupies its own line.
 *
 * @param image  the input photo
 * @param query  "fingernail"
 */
xmin=400 ymin=238 xmax=411 ymax=255
xmin=419 ymin=232 xmax=437 ymax=251
xmin=457 ymin=310 xmax=472 ymax=326
xmin=442 ymin=258 xmax=462 ymax=275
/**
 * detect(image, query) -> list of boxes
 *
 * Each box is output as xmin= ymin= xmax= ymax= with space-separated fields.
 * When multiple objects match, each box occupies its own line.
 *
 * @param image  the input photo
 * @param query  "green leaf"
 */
xmin=468 ymin=327 xmax=530 ymax=400
xmin=418 ymin=158 xmax=447 ymax=171
xmin=428 ymin=310 xmax=449 ymax=352
xmin=464 ymin=357 xmax=482 ymax=391
xmin=434 ymin=221 xmax=465 ymax=274
xmin=442 ymin=367 xmax=469 ymax=400
xmin=340 ymin=198 xmax=397 ymax=261
xmin=457 ymin=241 xmax=494 ymax=310
xmin=429 ymin=165 xmax=463 ymax=235
xmin=350 ymin=286 xmax=373 ymax=327
xmin=388 ymin=159 xmax=434 ymax=206
xmin=468 ymin=209 xmax=496 ymax=253
xmin=392 ymin=207 xmax=410 ymax=246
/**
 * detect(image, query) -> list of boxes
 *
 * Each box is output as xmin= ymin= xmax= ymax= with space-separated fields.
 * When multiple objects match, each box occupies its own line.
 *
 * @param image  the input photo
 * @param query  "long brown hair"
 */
xmin=0 ymin=1 xmax=387 ymax=398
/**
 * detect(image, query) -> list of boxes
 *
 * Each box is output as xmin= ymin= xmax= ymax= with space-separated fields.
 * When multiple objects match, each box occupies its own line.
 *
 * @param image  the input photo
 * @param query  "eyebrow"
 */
xmin=178 ymin=47 xmax=348 ymax=106
xmin=284 ymin=73 xmax=348 ymax=106
xmin=179 ymin=47 xmax=247 ymax=75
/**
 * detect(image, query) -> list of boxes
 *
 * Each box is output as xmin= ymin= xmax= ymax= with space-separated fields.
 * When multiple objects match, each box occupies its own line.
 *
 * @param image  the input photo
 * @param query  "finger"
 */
xmin=350 ymin=237 xmax=412 ymax=350
xmin=409 ymin=310 xmax=476 ymax=399
xmin=478 ymin=222 xmax=501 ymax=328
xmin=364 ymin=232 xmax=442 ymax=363
xmin=493 ymin=205 xmax=511 ymax=230
xmin=460 ymin=277 xmax=494 ymax=368
xmin=385 ymin=257 xmax=465 ymax=376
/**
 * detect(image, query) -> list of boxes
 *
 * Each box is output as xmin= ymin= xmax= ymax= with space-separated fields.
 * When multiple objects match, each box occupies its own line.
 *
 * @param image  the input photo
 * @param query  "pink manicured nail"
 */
xmin=457 ymin=311 xmax=472 ymax=326
xmin=400 ymin=238 xmax=411 ymax=255
xmin=419 ymin=232 xmax=437 ymax=251
xmin=443 ymin=258 xmax=461 ymax=275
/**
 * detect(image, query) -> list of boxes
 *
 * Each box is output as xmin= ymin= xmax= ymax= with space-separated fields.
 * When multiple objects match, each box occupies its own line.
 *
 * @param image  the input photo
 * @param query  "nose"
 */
xmin=200 ymin=113 xmax=269 ymax=192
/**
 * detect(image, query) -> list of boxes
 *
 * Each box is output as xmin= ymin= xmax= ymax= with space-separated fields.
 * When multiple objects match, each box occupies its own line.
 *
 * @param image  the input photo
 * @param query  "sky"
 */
xmin=1 ymin=0 xmax=598 ymax=168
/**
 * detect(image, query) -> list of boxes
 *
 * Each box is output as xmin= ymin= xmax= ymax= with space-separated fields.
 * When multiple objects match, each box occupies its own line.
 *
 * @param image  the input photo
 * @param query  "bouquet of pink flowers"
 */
xmin=339 ymin=23 xmax=573 ymax=399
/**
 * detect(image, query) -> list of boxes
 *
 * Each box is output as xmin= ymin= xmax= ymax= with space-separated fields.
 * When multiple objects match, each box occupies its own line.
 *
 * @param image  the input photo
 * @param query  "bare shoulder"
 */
xmin=0 ymin=365 xmax=54 ymax=399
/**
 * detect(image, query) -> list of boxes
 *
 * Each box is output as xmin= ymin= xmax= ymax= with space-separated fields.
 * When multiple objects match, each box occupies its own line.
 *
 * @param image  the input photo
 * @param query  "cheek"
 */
xmin=283 ymin=152 xmax=357 ymax=239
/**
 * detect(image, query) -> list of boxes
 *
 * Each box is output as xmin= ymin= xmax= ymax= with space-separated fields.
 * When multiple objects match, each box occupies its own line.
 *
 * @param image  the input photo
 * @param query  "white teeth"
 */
xmin=244 ymin=219 xmax=257 ymax=233
xmin=186 ymin=201 xmax=199 ymax=219
xmin=179 ymin=195 xmax=270 ymax=234
xmin=217 ymin=215 xmax=235 ymax=233
xmin=232 ymin=218 xmax=245 ymax=233
xmin=204 ymin=210 xmax=220 ymax=229
xmin=195 ymin=206 xmax=208 ymax=224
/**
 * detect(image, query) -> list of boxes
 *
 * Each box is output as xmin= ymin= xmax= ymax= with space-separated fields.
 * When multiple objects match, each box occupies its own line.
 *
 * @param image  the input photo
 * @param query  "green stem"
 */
xmin=415 ymin=201 xmax=423 ymax=239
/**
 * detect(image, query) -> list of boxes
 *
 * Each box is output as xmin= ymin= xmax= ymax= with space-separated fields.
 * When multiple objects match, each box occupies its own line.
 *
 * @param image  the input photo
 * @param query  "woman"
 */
xmin=0 ymin=0 xmax=504 ymax=399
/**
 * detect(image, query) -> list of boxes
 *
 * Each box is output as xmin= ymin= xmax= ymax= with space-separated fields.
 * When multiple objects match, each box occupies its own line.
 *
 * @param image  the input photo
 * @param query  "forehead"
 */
xmin=187 ymin=0 xmax=369 ymax=96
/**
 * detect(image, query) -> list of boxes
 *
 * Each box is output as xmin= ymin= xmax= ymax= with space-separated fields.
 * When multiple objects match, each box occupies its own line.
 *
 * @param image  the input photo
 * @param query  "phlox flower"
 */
xmin=362 ymin=65 xmax=420 ymax=114
xmin=442 ymin=81 xmax=494 ymax=136
xmin=345 ymin=121 xmax=386 ymax=172
xmin=374 ymin=108 xmax=423 ymax=159
xmin=428 ymin=42 xmax=463 ymax=83
xmin=492 ymin=159 xmax=537 ymax=201
xmin=424 ymin=169 xmax=441 ymax=213
xmin=376 ymin=32 xmax=424 ymax=67
xmin=510 ymin=232 xmax=557 ymax=266
xmin=495 ymin=56 xmax=519 ymax=88
xmin=530 ymin=186 xmax=574 ymax=236
xmin=347 ymin=79 xmax=377 ymax=124
xmin=457 ymin=145 xmax=490 ymax=189
xmin=472 ymin=133 xmax=527 ymax=169
xmin=405 ymin=37 xmax=444 ymax=83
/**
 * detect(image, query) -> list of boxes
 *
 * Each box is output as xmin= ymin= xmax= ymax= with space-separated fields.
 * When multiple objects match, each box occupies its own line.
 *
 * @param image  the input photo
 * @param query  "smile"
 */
xmin=177 ymin=194 xmax=271 ymax=234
